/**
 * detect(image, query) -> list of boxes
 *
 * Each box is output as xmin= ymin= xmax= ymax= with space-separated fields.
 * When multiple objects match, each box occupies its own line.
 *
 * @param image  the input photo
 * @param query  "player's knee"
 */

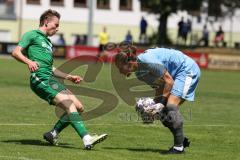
xmin=159 ymin=104 xmax=183 ymax=129
xmin=58 ymin=99 xmax=73 ymax=107
xmin=56 ymin=99 xmax=74 ymax=110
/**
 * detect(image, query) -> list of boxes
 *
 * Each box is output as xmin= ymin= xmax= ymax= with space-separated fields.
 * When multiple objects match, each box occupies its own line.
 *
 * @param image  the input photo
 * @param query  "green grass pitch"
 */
xmin=0 ymin=58 xmax=240 ymax=160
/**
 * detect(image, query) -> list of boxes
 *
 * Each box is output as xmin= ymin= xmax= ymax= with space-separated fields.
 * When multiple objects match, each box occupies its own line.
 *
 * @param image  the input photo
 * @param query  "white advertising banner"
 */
xmin=208 ymin=54 xmax=240 ymax=70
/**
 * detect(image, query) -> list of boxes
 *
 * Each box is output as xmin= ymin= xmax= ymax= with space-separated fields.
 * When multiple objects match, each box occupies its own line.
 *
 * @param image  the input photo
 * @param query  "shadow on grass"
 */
xmin=103 ymin=146 xmax=167 ymax=153
xmin=2 ymin=139 xmax=80 ymax=149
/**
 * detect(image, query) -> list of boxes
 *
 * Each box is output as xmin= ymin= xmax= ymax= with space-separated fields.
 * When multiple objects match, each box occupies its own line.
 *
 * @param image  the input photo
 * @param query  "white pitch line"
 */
xmin=185 ymin=124 xmax=239 ymax=127
xmin=0 ymin=123 xmax=239 ymax=127
xmin=0 ymin=124 xmax=53 ymax=126
xmin=0 ymin=155 xmax=42 ymax=160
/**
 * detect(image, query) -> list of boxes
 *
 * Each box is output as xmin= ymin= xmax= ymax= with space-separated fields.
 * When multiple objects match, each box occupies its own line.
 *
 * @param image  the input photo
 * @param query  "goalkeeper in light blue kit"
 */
xmin=115 ymin=47 xmax=201 ymax=154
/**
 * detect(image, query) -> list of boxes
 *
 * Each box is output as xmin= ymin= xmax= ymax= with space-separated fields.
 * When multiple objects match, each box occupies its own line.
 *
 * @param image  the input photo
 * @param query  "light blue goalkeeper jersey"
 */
xmin=135 ymin=47 xmax=201 ymax=101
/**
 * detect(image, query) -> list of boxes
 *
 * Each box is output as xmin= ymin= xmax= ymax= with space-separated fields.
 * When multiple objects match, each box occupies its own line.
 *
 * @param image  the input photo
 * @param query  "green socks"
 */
xmin=53 ymin=112 xmax=88 ymax=139
xmin=54 ymin=112 xmax=70 ymax=133
xmin=69 ymin=112 xmax=88 ymax=138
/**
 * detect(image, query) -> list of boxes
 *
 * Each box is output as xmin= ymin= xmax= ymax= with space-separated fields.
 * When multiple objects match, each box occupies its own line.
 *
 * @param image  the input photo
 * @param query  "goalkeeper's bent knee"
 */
xmin=160 ymin=104 xmax=183 ymax=129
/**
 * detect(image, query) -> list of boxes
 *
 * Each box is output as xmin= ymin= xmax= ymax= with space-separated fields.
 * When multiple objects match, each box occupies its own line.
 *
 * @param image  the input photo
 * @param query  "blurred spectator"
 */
xmin=125 ymin=30 xmax=133 ymax=42
xmin=214 ymin=26 xmax=225 ymax=47
xmin=139 ymin=16 xmax=148 ymax=44
xmin=177 ymin=17 xmax=191 ymax=45
xmin=182 ymin=19 xmax=192 ymax=45
xmin=198 ymin=25 xmax=209 ymax=47
xmin=74 ymin=35 xmax=81 ymax=45
xmin=176 ymin=17 xmax=184 ymax=45
xmin=181 ymin=22 xmax=189 ymax=44
xmin=74 ymin=35 xmax=87 ymax=45
xmin=187 ymin=19 xmax=192 ymax=33
xmin=98 ymin=27 xmax=109 ymax=62
xmin=57 ymin=33 xmax=65 ymax=45
xmin=186 ymin=18 xmax=192 ymax=44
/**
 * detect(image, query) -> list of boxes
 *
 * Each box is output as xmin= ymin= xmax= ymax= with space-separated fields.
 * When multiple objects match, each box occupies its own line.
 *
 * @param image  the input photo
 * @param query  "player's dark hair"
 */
xmin=115 ymin=45 xmax=137 ymax=67
xmin=39 ymin=9 xmax=61 ymax=27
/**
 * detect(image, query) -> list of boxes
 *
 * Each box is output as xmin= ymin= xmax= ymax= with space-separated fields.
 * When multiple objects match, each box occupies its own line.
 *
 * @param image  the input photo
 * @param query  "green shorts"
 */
xmin=30 ymin=73 xmax=66 ymax=105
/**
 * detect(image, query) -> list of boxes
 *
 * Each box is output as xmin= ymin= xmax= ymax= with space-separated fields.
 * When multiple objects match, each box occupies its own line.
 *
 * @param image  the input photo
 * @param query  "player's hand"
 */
xmin=27 ymin=61 xmax=39 ymax=72
xmin=66 ymin=75 xmax=83 ymax=84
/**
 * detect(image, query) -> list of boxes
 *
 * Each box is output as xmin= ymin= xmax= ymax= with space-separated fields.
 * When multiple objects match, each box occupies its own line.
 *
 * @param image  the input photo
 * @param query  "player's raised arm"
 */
xmin=52 ymin=67 xmax=83 ymax=84
xmin=12 ymin=46 xmax=39 ymax=72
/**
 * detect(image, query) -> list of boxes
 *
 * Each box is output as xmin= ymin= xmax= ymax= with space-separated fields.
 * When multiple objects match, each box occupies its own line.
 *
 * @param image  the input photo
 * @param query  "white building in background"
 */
xmin=0 ymin=0 xmax=240 ymax=46
xmin=0 ymin=0 xmax=159 ymax=45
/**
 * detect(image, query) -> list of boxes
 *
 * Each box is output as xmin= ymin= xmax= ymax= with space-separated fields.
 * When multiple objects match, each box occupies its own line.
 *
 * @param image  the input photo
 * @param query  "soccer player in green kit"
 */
xmin=12 ymin=9 xmax=107 ymax=149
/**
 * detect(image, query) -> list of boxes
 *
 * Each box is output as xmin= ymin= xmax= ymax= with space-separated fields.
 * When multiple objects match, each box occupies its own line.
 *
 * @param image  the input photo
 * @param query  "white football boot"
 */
xmin=83 ymin=134 xmax=108 ymax=150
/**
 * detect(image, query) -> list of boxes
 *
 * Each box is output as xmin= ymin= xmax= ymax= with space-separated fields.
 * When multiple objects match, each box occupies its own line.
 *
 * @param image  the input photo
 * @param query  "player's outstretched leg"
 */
xmin=43 ymin=111 xmax=108 ymax=149
xmin=44 ymin=91 xmax=108 ymax=149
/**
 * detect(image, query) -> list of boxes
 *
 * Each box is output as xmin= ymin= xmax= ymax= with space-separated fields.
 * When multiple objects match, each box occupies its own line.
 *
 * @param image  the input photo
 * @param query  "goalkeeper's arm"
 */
xmin=154 ymin=71 xmax=174 ymax=106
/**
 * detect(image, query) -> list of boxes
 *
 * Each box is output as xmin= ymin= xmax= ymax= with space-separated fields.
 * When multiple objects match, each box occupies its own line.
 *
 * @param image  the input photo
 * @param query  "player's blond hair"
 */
xmin=39 ymin=9 xmax=61 ymax=27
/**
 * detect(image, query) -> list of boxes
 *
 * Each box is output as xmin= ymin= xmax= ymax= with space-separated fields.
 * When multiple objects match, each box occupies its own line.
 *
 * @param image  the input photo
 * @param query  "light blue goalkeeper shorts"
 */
xmin=171 ymin=63 xmax=201 ymax=101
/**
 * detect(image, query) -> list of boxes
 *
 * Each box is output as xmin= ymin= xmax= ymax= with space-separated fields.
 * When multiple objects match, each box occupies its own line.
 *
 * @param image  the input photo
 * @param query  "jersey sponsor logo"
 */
xmin=42 ymin=41 xmax=53 ymax=53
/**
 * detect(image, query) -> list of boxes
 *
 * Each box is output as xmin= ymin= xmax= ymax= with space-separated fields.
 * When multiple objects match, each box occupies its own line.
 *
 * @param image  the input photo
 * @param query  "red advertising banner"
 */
xmin=66 ymin=45 xmax=144 ymax=63
xmin=184 ymin=51 xmax=208 ymax=69
xmin=66 ymin=46 xmax=208 ymax=69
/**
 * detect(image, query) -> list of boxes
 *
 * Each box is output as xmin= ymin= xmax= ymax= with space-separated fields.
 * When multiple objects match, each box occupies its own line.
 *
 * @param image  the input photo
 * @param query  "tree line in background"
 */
xmin=139 ymin=0 xmax=240 ymax=45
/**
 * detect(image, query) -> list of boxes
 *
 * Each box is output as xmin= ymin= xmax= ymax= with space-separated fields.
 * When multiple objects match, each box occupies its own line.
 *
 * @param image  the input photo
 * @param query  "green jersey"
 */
xmin=18 ymin=30 xmax=54 ymax=76
xmin=18 ymin=30 xmax=65 ymax=105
